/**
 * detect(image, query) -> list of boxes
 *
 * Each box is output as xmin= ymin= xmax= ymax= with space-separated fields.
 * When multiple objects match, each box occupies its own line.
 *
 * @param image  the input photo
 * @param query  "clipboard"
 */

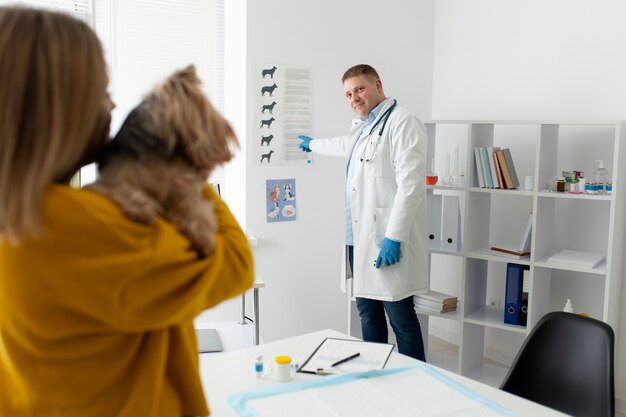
xmin=298 ymin=337 xmax=394 ymax=374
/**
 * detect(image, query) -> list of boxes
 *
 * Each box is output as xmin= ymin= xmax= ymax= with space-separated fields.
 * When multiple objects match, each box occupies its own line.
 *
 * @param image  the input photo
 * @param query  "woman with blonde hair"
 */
xmin=0 ymin=7 xmax=253 ymax=416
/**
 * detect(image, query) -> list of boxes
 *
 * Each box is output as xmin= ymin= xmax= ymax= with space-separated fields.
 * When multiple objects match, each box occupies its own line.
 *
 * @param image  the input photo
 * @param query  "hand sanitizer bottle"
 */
xmin=563 ymin=298 xmax=574 ymax=313
xmin=593 ymin=160 xmax=609 ymax=195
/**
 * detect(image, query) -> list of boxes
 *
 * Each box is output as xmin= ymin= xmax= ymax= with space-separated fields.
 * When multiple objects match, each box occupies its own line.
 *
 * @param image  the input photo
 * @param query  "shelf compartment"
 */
xmin=463 ymin=305 xmax=528 ymax=334
xmin=534 ymin=258 xmax=607 ymax=275
xmin=469 ymin=187 xmax=534 ymax=196
xmin=430 ymin=248 xmax=463 ymax=257
xmin=533 ymin=198 xmax=610 ymax=263
xmin=534 ymin=267 xmax=607 ymax=321
xmin=466 ymin=250 xmax=531 ymax=266
xmin=459 ymin=323 xmax=525 ymax=384
xmin=415 ymin=307 xmax=461 ymax=321
xmin=537 ymin=191 xmax=612 ymax=201
xmin=427 ymin=185 xmax=466 ymax=192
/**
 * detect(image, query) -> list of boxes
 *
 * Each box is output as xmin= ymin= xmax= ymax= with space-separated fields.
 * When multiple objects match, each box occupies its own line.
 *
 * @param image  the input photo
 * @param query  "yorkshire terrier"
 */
xmin=89 ymin=65 xmax=237 ymax=256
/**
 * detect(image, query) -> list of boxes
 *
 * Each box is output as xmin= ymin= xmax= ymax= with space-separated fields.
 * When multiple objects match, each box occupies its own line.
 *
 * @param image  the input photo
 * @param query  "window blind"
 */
xmin=0 ymin=0 xmax=225 ymax=185
xmin=0 ymin=1 xmax=92 ymax=25
xmin=104 ymin=0 xmax=224 ymax=130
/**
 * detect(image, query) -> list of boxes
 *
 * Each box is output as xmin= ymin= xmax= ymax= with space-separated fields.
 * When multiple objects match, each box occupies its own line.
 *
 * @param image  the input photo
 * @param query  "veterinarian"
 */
xmin=0 ymin=7 xmax=253 ymax=417
xmin=298 ymin=64 xmax=428 ymax=361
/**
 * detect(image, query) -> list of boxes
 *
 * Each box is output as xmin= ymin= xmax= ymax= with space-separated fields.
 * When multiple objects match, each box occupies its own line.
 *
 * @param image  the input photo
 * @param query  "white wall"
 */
xmin=432 ymin=0 xmax=626 ymax=407
xmin=243 ymin=0 xmax=435 ymax=343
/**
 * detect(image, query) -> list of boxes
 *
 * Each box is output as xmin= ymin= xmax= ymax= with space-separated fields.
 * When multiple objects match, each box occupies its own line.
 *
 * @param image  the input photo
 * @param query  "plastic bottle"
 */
xmin=606 ymin=180 xmax=613 ymax=195
xmin=563 ymin=298 xmax=574 ymax=313
xmin=255 ymin=355 xmax=264 ymax=377
xmin=274 ymin=355 xmax=293 ymax=382
xmin=524 ymin=175 xmax=533 ymax=191
xmin=593 ymin=160 xmax=609 ymax=195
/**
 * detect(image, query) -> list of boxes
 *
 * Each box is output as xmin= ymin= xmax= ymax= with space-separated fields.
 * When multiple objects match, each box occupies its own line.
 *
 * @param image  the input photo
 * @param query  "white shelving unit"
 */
xmin=422 ymin=121 xmax=626 ymax=386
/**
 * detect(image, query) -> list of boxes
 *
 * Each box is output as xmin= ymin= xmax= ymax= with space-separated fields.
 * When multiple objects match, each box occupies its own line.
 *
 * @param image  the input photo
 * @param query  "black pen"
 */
xmin=331 ymin=352 xmax=360 ymax=367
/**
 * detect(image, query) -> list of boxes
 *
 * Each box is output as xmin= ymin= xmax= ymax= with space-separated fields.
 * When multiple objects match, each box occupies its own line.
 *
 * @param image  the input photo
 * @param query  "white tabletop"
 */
xmin=199 ymin=329 xmax=568 ymax=417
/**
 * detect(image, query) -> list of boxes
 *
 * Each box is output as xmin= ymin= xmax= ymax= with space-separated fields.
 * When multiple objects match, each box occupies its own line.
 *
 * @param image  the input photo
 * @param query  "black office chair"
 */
xmin=500 ymin=311 xmax=614 ymax=417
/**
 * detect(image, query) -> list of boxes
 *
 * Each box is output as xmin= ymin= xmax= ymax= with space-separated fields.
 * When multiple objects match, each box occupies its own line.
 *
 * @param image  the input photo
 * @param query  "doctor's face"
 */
xmin=343 ymin=74 xmax=385 ymax=118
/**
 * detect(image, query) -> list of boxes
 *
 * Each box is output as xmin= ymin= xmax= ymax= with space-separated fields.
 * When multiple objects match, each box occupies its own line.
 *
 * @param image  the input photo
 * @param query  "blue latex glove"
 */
xmin=298 ymin=135 xmax=313 ymax=152
xmin=376 ymin=238 xmax=401 ymax=268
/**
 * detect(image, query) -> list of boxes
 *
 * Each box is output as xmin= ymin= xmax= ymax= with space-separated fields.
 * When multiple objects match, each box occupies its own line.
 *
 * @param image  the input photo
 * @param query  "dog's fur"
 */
xmin=90 ymin=65 xmax=237 ymax=256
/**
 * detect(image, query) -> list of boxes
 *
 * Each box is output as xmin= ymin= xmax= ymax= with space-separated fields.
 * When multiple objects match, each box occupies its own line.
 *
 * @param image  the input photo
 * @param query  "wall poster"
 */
xmin=254 ymin=64 xmax=313 ymax=166
xmin=266 ymin=178 xmax=297 ymax=223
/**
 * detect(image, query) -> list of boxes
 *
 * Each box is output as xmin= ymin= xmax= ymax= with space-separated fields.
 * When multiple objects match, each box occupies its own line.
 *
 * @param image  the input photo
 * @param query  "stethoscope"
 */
xmin=359 ymin=99 xmax=397 ymax=162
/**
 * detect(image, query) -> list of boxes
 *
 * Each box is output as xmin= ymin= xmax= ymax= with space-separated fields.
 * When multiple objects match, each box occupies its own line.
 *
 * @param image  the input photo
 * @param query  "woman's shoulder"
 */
xmin=43 ymin=185 xmax=170 ymax=236
xmin=45 ymin=184 xmax=124 ymax=218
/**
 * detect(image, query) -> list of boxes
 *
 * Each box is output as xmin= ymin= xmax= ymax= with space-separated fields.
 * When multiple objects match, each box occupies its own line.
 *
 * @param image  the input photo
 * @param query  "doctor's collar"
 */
xmin=361 ymin=97 xmax=391 ymax=122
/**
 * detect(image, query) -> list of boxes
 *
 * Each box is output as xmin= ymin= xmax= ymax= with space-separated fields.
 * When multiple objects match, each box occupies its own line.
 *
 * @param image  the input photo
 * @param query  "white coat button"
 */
xmin=354 ymin=219 xmax=358 ymax=223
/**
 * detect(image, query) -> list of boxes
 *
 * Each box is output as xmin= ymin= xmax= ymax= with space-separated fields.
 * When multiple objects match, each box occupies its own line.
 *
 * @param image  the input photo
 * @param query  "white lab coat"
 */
xmin=310 ymin=99 xmax=429 ymax=301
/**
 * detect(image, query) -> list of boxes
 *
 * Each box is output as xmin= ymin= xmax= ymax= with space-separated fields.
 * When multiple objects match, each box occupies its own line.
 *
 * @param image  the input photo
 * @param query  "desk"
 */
xmin=200 ymin=329 xmax=568 ymax=416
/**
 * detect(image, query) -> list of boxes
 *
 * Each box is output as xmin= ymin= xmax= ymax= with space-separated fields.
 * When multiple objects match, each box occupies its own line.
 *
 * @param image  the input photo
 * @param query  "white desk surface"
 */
xmin=199 ymin=328 xmax=568 ymax=417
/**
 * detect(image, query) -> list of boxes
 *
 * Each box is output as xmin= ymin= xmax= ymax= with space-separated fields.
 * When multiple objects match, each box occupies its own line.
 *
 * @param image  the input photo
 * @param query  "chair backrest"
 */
xmin=500 ymin=311 xmax=614 ymax=417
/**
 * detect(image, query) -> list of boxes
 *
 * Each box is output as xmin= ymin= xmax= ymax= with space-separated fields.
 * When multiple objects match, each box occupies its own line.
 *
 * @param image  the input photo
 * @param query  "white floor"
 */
xmin=386 ymin=332 xmax=509 ymax=388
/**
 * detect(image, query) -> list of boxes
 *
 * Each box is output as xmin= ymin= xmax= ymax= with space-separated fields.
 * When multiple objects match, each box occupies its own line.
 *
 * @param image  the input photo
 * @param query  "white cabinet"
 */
xmin=422 ymin=121 xmax=626 ymax=386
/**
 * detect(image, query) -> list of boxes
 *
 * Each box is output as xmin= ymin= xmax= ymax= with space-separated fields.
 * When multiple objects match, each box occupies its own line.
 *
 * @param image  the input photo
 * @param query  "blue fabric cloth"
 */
xmin=348 ymin=245 xmax=425 ymax=362
xmin=344 ymin=99 xmax=390 ymax=245
xmin=228 ymin=364 xmax=518 ymax=417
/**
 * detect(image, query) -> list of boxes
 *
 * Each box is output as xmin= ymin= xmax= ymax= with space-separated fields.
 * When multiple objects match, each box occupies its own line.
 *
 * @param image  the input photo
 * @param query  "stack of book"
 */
xmin=473 ymin=147 xmax=520 ymax=189
xmin=415 ymin=291 xmax=458 ymax=314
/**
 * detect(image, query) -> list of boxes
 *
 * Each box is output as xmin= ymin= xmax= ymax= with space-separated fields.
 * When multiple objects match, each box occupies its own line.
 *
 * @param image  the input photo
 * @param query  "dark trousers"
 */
xmin=348 ymin=245 xmax=426 ymax=361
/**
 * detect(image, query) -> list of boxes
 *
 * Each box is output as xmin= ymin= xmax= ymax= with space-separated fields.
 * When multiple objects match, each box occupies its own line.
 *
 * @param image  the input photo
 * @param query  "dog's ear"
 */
xmin=148 ymin=65 xmax=239 ymax=173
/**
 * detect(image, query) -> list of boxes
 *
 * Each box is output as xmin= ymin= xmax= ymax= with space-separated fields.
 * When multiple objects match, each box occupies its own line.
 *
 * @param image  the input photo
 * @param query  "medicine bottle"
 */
xmin=523 ymin=176 xmax=533 ymax=191
xmin=593 ymin=160 xmax=609 ymax=194
xmin=563 ymin=298 xmax=574 ymax=313
xmin=274 ymin=355 xmax=293 ymax=382
xmin=254 ymin=355 xmax=264 ymax=377
xmin=556 ymin=177 xmax=565 ymax=192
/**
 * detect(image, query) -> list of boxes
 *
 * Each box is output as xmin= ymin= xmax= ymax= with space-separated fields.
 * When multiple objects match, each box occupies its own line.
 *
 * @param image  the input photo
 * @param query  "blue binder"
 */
xmin=504 ymin=263 xmax=525 ymax=325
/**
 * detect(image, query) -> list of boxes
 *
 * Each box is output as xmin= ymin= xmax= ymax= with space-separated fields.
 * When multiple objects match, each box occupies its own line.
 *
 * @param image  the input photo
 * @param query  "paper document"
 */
xmin=547 ymin=249 xmax=606 ymax=268
xmin=298 ymin=338 xmax=393 ymax=374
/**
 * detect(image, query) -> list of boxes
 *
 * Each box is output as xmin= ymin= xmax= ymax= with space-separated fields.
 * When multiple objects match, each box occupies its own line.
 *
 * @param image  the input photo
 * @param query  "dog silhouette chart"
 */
xmin=261 ymin=101 xmax=277 ymax=114
xmin=261 ymin=83 xmax=278 ymax=97
xmin=260 ymin=149 xmax=275 ymax=163
xmin=262 ymin=66 xmax=277 ymax=79
xmin=260 ymin=117 xmax=275 ymax=129
xmin=260 ymin=134 xmax=274 ymax=146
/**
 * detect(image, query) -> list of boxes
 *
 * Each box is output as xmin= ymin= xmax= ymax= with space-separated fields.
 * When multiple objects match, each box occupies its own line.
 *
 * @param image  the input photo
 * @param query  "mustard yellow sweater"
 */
xmin=0 ymin=185 xmax=253 ymax=416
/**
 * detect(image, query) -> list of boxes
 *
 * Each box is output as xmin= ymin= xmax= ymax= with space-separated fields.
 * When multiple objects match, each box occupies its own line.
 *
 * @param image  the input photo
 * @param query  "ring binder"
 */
xmin=504 ymin=263 xmax=528 ymax=325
